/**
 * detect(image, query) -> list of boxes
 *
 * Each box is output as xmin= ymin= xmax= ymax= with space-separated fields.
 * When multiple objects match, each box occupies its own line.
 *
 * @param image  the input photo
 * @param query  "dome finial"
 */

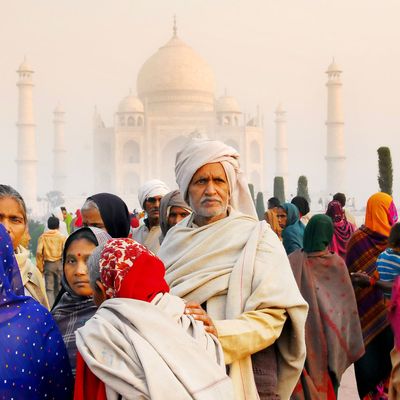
xmin=173 ymin=15 xmax=177 ymax=37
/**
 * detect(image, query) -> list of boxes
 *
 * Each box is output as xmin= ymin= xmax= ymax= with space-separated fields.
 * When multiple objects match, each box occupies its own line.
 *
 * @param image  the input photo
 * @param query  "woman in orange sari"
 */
xmin=347 ymin=192 xmax=398 ymax=399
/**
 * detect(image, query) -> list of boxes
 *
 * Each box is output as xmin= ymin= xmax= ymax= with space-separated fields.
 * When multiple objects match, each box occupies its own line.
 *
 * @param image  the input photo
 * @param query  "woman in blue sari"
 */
xmin=0 ymin=224 xmax=73 ymax=399
xmin=277 ymin=203 xmax=305 ymax=255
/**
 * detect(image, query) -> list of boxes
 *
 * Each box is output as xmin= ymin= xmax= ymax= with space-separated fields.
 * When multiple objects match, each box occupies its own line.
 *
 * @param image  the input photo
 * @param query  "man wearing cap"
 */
xmin=132 ymin=179 xmax=170 ymax=253
xmin=158 ymin=138 xmax=308 ymax=400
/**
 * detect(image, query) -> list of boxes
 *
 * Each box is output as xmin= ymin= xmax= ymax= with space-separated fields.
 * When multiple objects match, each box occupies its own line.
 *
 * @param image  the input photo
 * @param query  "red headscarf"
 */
xmin=75 ymin=209 xmax=83 ymax=228
xmin=99 ymin=238 xmax=169 ymax=302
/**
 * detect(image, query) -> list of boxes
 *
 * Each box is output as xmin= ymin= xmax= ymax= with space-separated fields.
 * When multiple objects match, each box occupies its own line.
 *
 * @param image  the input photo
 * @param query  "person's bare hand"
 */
xmin=184 ymin=301 xmax=218 ymax=337
xmin=350 ymin=272 xmax=372 ymax=288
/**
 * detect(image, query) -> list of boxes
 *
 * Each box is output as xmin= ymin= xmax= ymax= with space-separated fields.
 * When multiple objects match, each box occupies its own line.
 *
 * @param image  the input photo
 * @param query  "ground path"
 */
xmin=339 ymin=365 xmax=359 ymax=399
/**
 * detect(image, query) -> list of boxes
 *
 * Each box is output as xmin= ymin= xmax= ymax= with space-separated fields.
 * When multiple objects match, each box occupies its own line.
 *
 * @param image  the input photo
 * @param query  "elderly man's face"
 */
xmin=188 ymin=162 xmax=229 ymax=226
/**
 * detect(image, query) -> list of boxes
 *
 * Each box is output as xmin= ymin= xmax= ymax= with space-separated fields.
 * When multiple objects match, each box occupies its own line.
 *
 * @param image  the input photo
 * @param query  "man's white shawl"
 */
xmin=76 ymin=293 xmax=233 ymax=400
xmin=159 ymin=211 xmax=308 ymax=400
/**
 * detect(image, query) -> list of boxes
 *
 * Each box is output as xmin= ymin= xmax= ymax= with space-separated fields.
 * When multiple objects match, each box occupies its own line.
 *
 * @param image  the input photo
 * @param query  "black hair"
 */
xmin=267 ymin=197 xmax=281 ymax=209
xmin=333 ymin=192 xmax=346 ymax=207
xmin=60 ymin=206 xmax=67 ymax=212
xmin=47 ymin=216 xmax=60 ymax=230
xmin=389 ymin=223 xmax=400 ymax=249
xmin=291 ymin=196 xmax=310 ymax=216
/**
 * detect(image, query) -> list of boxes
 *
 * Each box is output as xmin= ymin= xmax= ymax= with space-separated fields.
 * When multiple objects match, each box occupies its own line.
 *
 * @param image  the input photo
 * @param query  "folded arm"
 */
xmin=214 ymin=308 xmax=287 ymax=364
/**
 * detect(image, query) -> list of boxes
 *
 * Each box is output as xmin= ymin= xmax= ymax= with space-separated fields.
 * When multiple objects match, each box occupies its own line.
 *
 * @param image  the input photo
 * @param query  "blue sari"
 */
xmin=282 ymin=203 xmax=305 ymax=255
xmin=0 ymin=224 xmax=73 ymax=399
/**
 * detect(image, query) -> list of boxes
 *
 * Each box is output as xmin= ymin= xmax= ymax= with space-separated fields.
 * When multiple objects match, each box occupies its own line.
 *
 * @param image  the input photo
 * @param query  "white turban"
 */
xmin=175 ymin=138 xmax=257 ymax=218
xmin=138 ymin=179 xmax=170 ymax=208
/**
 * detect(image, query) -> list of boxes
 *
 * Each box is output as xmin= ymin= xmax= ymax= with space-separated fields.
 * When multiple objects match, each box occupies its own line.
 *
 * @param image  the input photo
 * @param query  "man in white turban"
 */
xmin=132 ymin=179 xmax=170 ymax=253
xmin=158 ymin=138 xmax=308 ymax=400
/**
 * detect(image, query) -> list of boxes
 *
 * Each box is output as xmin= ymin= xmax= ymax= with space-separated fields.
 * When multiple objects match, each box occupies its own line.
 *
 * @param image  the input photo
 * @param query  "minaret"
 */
xmin=325 ymin=59 xmax=346 ymax=194
xmin=275 ymin=103 xmax=288 ymax=195
xmin=53 ymin=105 xmax=67 ymax=194
xmin=16 ymin=57 xmax=37 ymax=210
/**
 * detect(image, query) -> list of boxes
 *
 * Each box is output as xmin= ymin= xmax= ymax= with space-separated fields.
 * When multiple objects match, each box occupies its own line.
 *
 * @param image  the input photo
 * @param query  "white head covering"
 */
xmin=138 ymin=179 xmax=170 ymax=208
xmin=175 ymin=138 xmax=257 ymax=218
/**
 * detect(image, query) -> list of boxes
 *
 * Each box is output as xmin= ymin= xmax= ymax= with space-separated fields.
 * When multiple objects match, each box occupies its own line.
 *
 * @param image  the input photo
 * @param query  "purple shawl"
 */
xmin=326 ymin=200 xmax=355 ymax=260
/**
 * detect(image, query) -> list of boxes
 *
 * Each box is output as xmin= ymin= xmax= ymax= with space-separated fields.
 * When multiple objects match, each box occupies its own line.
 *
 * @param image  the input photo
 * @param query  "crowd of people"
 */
xmin=0 ymin=137 xmax=400 ymax=399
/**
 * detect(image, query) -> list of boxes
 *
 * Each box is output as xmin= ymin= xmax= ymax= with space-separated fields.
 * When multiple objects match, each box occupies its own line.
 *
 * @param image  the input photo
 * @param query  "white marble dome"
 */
xmin=118 ymin=94 xmax=144 ymax=113
xmin=137 ymin=35 xmax=215 ymax=99
xmin=216 ymin=96 xmax=241 ymax=113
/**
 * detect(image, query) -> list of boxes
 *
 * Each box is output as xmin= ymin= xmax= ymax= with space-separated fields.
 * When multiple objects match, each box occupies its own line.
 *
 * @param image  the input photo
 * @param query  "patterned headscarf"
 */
xmin=365 ymin=192 xmax=398 ymax=237
xmin=100 ymin=238 xmax=169 ymax=301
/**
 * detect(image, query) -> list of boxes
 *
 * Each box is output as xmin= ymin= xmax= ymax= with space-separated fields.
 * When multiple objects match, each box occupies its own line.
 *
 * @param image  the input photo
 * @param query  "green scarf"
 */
xmin=303 ymin=214 xmax=334 ymax=253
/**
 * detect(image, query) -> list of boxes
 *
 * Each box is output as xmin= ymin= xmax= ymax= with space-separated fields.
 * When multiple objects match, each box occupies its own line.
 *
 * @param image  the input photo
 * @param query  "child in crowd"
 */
xmin=377 ymin=223 xmax=400 ymax=297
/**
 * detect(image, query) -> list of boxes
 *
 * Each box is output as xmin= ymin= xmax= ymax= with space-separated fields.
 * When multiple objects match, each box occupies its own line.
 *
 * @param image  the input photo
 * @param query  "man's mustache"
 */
xmin=200 ymin=198 xmax=222 ymax=205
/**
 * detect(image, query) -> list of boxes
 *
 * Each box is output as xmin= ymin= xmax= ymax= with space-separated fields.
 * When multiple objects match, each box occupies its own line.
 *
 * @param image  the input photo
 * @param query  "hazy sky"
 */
xmin=1 ymin=0 xmax=399 ymax=209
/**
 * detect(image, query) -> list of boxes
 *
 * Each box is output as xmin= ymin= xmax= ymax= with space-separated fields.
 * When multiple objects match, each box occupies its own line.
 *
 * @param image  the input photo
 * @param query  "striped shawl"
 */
xmin=346 ymin=225 xmax=388 ymax=345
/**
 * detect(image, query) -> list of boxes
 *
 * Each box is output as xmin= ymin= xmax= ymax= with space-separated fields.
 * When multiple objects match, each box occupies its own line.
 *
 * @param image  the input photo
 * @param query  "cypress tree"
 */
xmin=248 ymin=183 xmax=255 ymax=205
xmin=273 ymin=177 xmax=285 ymax=204
xmin=297 ymin=175 xmax=311 ymax=203
xmin=256 ymin=192 xmax=265 ymax=221
xmin=377 ymin=146 xmax=393 ymax=195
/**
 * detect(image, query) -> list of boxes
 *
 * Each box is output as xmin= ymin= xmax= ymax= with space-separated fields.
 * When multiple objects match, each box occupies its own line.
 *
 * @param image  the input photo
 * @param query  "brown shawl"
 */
xmin=289 ymin=249 xmax=364 ymax=399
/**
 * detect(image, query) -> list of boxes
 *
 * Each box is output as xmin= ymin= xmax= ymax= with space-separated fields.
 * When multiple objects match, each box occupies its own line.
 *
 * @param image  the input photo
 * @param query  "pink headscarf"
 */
xmin=326 ymin=200 xmax=356 ymax=259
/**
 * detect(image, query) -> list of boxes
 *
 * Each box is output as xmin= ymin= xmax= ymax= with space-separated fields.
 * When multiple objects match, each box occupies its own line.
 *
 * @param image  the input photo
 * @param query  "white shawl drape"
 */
xmin=76 ymin=293 xmax=233 ymax=400
xmin=159 ymin=210 xmax=308 ymax=400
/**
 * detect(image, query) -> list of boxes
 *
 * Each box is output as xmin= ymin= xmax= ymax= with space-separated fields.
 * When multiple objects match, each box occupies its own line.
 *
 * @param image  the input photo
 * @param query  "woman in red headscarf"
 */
xmin=74 ymin=238 xmax=233 ymax=400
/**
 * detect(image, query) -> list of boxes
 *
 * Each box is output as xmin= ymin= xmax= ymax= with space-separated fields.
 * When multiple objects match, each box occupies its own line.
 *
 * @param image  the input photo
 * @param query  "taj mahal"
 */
xmin=92 ymin=22 xmax=265 ymax=204
xmin=15 ymin=21 xmax=346 ymax=212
